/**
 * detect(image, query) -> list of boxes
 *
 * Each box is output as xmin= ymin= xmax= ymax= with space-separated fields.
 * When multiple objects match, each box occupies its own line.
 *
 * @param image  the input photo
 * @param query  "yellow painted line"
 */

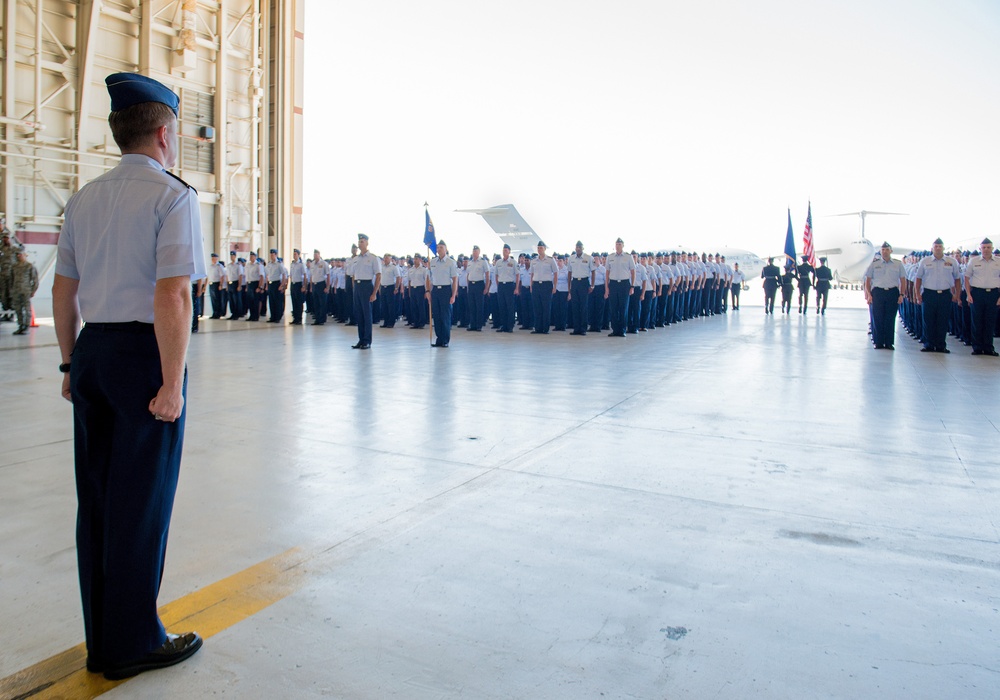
xmin=1 ymin=547 xmax=305 ymax=700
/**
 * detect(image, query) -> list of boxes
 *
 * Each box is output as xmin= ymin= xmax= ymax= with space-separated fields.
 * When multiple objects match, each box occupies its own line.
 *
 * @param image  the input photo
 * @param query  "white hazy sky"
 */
xmin=302 ymin=0 xmax=1000 ymax=258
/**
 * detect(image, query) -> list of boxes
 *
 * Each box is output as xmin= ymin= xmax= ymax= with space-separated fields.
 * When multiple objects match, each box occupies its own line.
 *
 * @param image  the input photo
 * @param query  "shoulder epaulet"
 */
xmin=165 ymin=170 xmax=197 ymax=193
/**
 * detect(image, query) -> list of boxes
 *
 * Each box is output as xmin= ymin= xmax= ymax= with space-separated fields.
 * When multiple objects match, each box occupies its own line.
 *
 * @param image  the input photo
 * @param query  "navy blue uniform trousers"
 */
xmin=431 ymin=285 xmax=452 ymax=344
xmin=71 ymin=323 xmax=186 ymax=666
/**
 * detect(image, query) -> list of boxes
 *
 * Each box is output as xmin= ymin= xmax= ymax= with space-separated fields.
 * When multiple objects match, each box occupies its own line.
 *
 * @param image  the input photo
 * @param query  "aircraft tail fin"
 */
xmin=455 ymin=204 xmax=542 ymax=252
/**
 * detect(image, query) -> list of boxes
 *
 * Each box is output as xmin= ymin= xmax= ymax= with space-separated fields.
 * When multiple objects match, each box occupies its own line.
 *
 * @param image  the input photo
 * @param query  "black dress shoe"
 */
xmin=87 ymin=656 xmax=104 ymax=673
xmin=989 ymin=350 xmax=1000 ymax=357
xmin=103 ymin=632 xmax=203 ymax=680
xmin=972 ymin=350 xmax=983 ymax=355
xmin=920 ymin=347 xmax=934 ymax=352
xmin=939 ymin=348 xmax=951 ymax=354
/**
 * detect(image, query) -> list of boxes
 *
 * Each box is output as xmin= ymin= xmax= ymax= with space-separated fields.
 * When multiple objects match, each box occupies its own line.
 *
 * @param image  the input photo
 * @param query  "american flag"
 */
xmin=802 ymin=202 xmax=816 ymax=267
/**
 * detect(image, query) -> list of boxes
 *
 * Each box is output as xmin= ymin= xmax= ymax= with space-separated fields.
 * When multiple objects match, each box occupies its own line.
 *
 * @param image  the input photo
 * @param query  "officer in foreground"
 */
xmin=52 ymin=73 xmax=205 ymax=681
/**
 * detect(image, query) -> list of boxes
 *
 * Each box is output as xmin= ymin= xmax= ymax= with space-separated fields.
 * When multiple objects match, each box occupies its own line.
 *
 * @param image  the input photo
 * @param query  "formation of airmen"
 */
xmin=864 ymin=238 xmax=1000 ymax=355
xmin=0 ymin=224 xmax=40 ymax=335
xmin=200 ymin=235 xmax=753 ymax=347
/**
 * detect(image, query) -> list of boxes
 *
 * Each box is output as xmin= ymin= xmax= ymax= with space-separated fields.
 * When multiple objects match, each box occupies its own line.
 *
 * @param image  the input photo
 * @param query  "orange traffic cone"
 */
xmin=30 ymin=304 xmax=38 ymax=327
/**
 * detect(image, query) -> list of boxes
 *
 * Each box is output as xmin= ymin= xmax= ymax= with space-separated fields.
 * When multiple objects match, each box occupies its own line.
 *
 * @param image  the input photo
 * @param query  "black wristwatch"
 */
xmin=59 ymin=362 xmax=71 ymax=373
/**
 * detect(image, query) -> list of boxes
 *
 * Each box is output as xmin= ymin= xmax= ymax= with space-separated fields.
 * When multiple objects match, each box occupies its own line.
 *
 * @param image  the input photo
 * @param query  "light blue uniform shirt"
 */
xmin=56 ymin=154 xmax=205 ymax=323
xmin=531 ymin=256 xmax=558 ymax=284
xmin=592 ymin=263 xmax=607 ymax=286
xmin=864 ymin=257 xmax=905 ymax=289
xmin=352 ymin=251 xmax=382 ymax=282
xmin=555 ymin=265 xmax=570 ymax=292
xmin=606 ymin=252 xmax=636 ymax=281
xmin=494 ymin=257 xmax=518 ymax=283
xmin=429 ymin=255 xmax=459 ymax=285
xmin=915 ymin=255 xmax=960 ymax=290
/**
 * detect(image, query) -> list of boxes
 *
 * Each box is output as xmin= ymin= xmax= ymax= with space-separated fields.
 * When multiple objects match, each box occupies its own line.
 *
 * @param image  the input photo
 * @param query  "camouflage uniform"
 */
xmin=10 ymin=252 xmax=38 ymax=334
xmin=0 ymin=232 xmax=16 ymax=311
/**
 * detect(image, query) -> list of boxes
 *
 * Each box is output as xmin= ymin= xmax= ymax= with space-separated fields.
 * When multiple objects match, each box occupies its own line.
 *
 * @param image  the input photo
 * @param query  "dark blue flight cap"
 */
xmin=106 ymin=73 xmax=179 ymax=115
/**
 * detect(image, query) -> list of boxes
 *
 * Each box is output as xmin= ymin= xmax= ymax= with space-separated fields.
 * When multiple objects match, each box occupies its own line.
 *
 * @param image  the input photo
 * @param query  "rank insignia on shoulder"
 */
xmin=166 ymin=170 xmax=198 ymax=193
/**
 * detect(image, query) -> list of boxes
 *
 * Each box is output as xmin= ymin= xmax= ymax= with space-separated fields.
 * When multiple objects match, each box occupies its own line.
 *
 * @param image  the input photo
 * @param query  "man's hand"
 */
xmin=149 ymin=387 xmax=185 ymax=423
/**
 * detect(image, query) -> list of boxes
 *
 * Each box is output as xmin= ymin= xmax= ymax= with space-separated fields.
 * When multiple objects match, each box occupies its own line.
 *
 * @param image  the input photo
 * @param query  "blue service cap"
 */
xmin=358 ymin=233 xmax=369 ymax=241
xmin=210 ymin=253 xmax=218 ymax=257
xmin=106 ymin=73 xmax=179 ymax=115
xmin=270 ymin=248 xmax=278 ymax=254
xmin=293 ymin=248 xmax=300 ymax=254
xmin=503 ymin=243 xmax=511 ymax=250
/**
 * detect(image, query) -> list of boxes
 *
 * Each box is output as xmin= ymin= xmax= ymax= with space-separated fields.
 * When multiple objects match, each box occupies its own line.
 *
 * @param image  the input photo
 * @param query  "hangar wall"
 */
xmin=0 ymin=0 xmax=304 ymax=278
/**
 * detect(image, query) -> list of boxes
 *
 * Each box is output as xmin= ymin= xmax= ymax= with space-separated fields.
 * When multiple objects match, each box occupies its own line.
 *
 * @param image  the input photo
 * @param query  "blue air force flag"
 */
xmin=424 ymin=208 xmax=437 ymax=255
xmin=783 ymin=208 xmax=796 ymax=267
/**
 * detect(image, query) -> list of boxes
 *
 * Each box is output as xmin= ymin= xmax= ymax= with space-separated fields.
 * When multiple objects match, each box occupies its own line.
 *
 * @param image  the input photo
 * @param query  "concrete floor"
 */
xmin=1 ymin=296 xmax=998 ymax=699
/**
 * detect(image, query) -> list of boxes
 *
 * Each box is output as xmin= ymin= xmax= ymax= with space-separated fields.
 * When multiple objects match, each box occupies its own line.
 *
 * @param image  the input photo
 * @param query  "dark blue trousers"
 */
xmin=268 ymin=281 xmax=284 ymax=321
xmin=380 ymin=286 xmax=398 ymax=327
xmin=71 ymin=323 xmax=186 ymax=666
xmin=354 ymin=279 xmax=374 ymax=344
xmin=468 ymin=281 xmax=486 ymax=330
xmin=970 ymin=288 xmax=1000 ymax=353
xmin=498 ymin=282 xmax=516 ymax=331
xmin=290 ymin=282 xmax=304 ymax=323
xmin=411 ymin=286 xmax=428 ymax=327
xmin=571 ymin=279 xmax=589 ymax=333
xmin=921 ymin=289 xmax=951 ymax=350
xmin=209 ymin=282 xmax=224 ymax=317
xmin=532 ymin=282 xmax=552 ymax=332
xmin=431 ymin=285 xmax=452 ymax=344
xmin=871 ymin=287 xmax=900 ymax=348
xmin=608 ymin=280 xmax=630 ymax=335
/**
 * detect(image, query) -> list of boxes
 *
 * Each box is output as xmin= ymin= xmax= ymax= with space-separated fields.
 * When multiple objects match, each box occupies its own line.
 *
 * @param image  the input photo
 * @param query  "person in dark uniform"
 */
xmin=814 ymin=257 xmax=833 ymax=314
xmin=465 ymin=245 xmax=489 ymax=331
xmin=52 ymin=72 xmax=204 ymax=680
xmin=207 ymin=252 xmax=226 ymax=318
xmin=914 ymin=238 xmax=962 ymax=353
xmin=225 ymin=250 xmax=244 ymax=318
xmin=567 ymin=241 xmax=594 ymax=335
xmin=494 ymin=244 xmax=518 ymax=333
xmin=761 ymin=257 xmax=780 ymax=314
xmin=351 ymin=233 xmax=381 ymax=349
xmin=863 ymin=242 xmax=905 ymax=350
xmin=730 ymin=262 xmax=745 ymax=310
xmin=604 ymin=237 xmax=636 ymax=337
xmin=796 ymin=255 xmax=814 ymax=313
xmin=530 ymin=241 xmax=557 ymax=334
xmin=288 ymin=248 xmax=306 ymax=325
xmin=190 ymin=275 xmax=205 ymax=333
xmin=964 ymin=238 xmax=1000 ymax=356
xmin=779 ymin=263 xmax=796 ymax=314
xmin=427 ymin=240 xmax=458 ymax=347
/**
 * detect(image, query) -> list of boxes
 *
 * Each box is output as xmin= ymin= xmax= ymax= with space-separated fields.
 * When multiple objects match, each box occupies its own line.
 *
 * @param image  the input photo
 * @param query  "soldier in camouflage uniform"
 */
xmin=0 ymin=227 xmax=17 ymax=312
xmin=10 ymin=248 xmax=39 ymax=334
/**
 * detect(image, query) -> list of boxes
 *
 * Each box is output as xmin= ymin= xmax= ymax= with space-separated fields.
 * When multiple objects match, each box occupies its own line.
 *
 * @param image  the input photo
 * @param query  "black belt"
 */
xmin=973 ymin=287 xmax=997 ymax=293
xmin=927 ymin=289 xmax=947 ymax=294
xmin=433 ymin=284 xmax=450 ymax=289
xmin=85 ymin=321 xmax=155 ymax=334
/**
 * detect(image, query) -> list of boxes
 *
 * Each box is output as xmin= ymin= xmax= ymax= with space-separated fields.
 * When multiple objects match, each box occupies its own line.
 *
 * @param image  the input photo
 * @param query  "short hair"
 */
xmin=108 ymin=102 xmax=176 ymax=151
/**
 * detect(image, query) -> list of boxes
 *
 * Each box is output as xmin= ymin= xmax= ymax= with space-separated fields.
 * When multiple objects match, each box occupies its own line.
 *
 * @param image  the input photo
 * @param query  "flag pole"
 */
xmin=425 ymin=202 xmax=434 ymax=347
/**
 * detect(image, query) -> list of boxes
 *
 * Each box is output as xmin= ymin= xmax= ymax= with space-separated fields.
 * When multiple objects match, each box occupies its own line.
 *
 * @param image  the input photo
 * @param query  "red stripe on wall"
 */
xmin=17 ymin=230 xmax=60 ymax=245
